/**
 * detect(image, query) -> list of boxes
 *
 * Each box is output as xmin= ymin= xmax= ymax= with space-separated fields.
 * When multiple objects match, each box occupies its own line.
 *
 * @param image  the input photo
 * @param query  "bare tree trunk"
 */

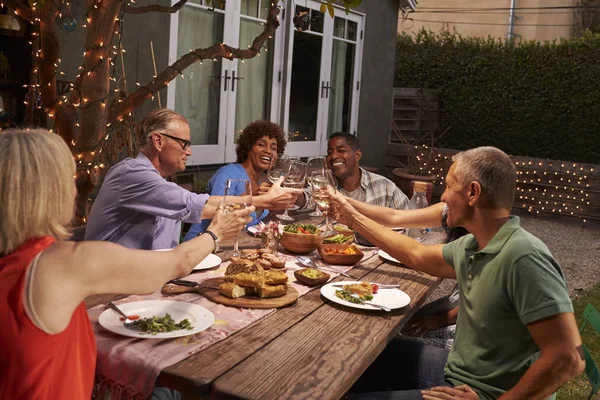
xmin=70 ymin=0 xmax=123 ymax=225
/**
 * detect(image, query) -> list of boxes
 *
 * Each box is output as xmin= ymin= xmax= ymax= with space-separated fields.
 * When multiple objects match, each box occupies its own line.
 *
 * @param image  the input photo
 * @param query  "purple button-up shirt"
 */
xmin=85 ymin=153 xmax=209 ymax=249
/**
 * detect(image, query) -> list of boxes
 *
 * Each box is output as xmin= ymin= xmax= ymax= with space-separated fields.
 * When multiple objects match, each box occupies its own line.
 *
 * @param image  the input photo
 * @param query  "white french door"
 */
xmin=167 ymin=0 xmax=363 ymax=164
xmin=282 ymin=1 xmax=364 ymax=157
xmin=167 ymin=0 xmax=285 ymax=165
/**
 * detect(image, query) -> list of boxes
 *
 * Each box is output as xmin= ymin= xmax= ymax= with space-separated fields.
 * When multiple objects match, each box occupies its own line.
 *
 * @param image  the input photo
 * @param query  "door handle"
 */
xmin=321 ymin=81 xmax=326 ymax=98
xmin=231 ymin=70 xmax=244 ymax=91
xmin=223 ymin=70 xmax=230 ymax=91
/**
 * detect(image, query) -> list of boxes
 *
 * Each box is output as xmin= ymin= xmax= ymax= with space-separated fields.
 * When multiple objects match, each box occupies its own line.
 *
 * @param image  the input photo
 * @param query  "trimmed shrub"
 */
xmin=395 ymin=29 xmax=600 ymax=164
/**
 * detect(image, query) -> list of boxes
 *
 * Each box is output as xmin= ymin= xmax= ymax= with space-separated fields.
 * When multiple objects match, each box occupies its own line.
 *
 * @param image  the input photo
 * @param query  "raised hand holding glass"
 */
xmin=222 ymin=179 xmax=252 ymax=257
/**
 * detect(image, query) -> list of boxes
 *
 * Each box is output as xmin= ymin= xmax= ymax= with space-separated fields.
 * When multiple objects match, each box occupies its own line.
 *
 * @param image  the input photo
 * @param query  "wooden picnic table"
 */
xmin=85 ymin=215 xmax=444 ymax=400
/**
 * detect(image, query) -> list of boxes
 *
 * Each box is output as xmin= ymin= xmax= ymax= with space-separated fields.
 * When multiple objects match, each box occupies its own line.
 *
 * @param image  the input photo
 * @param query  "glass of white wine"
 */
xmin=222 ymin=179 xmax=252 ymax=257
xmin=311 ymin=170 xmax=337 ymax=236
xmin=306 ymin=156 xmax=328 ymax=217
xmin=276 ymin=159 xmax=306 ymax=221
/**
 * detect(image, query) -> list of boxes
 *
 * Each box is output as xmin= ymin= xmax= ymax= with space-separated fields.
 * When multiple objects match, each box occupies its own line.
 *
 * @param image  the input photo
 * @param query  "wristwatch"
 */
xmin=204 ymin=230 xmax=220 ymax=253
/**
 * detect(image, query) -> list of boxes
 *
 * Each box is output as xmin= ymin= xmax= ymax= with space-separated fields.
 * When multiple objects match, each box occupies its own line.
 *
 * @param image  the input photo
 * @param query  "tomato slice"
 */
xmin=119 ymin=315 xmax=140 ymax=321
xmin=371 ymin=283 xmax=379 ymax=294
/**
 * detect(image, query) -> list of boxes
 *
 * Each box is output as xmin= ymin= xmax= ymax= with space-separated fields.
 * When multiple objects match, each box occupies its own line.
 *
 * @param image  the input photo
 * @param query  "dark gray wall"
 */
xmin=354 ymin=0 xmax=398 ymax=174
xmin=58 ymin=0 xmax=171 ymax=122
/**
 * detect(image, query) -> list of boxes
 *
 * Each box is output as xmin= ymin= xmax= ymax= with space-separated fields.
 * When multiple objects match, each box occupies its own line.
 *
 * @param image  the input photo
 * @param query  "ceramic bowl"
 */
xmin=280 ymin=231 xmax=324 ymax=254
xmin=294 ymin=268 xmax=330 ymax=287
xmin=317 ymin=244 xmax=364 ymax=265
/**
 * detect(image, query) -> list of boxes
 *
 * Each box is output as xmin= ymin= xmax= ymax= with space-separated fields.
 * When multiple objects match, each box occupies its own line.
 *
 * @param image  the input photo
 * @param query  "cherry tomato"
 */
xmin=371 ymin=283 xmax=379 ymax=294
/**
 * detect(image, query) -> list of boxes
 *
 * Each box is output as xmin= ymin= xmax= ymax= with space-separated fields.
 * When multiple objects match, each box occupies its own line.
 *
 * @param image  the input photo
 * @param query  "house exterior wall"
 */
xmin=57 ymin=0 xmax=399 ymax=175
xmin=399 ymin=0 xmax=574 ymax=42
xmin=354 ymin=0 xmax=400 ymax=173
xmin=57 ymin=0 xmax=171 ymax=122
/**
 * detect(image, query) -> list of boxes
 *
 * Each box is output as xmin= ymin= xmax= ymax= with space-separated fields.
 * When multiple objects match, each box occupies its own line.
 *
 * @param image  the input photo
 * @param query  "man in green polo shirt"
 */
xmin=334 ymin=146 xmax=584 ymax=399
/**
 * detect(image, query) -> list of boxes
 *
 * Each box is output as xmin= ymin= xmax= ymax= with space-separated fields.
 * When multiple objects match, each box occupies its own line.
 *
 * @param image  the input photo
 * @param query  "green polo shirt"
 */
xmin=442 ymin=216 xmax=573 ymax=400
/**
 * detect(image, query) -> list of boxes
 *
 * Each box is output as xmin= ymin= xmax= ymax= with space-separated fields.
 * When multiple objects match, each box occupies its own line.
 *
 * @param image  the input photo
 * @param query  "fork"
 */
xmin=107 ymin=301 xmax=137 ymax=328
xmin=350 ymin=294 xmax=391 ymax=312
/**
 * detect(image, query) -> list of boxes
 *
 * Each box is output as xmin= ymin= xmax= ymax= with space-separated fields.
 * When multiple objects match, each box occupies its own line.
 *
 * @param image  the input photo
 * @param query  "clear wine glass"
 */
xmin=276 ymin=159 xmax=306 ymax=221
xmin=222 ymin=179 xmax=252 ymax=257
xmin=311 ymin=170 xmax=337 ymax=236
xmin=307 ymin=156 xmax=327 ymax=217
xmin=286 ymin=156 xmax=302 ymax=212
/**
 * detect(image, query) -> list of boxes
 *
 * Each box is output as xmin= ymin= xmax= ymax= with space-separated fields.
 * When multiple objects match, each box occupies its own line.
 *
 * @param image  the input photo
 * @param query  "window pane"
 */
xmin=310 ymin=9 xmax=324 ymax=33
xmin=334 ymin=17 xmax=345 ymax=38
xmin=176 ymin=6 xmax=224 ymax=145
xmin=235 ymin=18 xmax=274 ymax=133
xmin=241 ymin=0 xmax=259 ymax=18
xmin=347 ymin=20 xmax=357 ymax=41
xmin=288 ymin=31 xmax=323 ymax=142
xmin=328 ymin=40 xmax=355 ymax=135
xmin=259 ymin=0 xmax=270 ymax=20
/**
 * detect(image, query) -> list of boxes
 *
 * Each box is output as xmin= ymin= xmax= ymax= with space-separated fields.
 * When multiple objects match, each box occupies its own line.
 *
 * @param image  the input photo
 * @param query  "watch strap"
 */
xmin=204 ymin=230 xmax=220 ymax=253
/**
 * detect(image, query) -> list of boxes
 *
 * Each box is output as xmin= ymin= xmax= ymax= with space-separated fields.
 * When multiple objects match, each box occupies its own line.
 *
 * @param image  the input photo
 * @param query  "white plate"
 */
xmin=247 ymin=225 xmax=258 ymax=235
xmin=321 ymin=281 xmax=411 ymax=311
xmin=154 ymin=250 xmax=222 ymax=271
xmin=98 ymin=300 xmax=214 ymax=339
xmin=378 ymin=249 xmax=402 ymax=264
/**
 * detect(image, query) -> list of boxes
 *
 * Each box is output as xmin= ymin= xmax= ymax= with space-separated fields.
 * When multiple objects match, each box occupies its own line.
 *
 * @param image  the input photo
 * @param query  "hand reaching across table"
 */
xmin=255 ymin=176 xmax=302 ymax=210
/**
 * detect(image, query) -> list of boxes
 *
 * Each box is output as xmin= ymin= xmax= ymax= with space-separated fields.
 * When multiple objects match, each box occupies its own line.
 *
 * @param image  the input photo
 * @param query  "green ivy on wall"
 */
xmin=395 ymin=29 xmax=600 ymax=164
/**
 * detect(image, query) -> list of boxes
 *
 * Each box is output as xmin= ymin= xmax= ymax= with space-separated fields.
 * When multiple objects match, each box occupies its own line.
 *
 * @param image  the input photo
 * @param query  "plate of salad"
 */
xmin=98 ymin=300 xmax=214 ymax=339
xmin=321 ymin=281 xmax=411 ymax=311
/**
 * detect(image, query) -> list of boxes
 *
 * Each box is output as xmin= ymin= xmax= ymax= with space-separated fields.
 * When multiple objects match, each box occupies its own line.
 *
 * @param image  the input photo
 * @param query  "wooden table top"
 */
xmin=85 ymin=216 xmax=445 ymax=400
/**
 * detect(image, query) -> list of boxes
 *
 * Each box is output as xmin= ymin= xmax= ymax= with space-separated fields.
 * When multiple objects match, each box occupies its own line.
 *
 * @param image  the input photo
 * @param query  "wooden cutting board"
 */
xmin=162 ymin=277 xmax=299 ymax=309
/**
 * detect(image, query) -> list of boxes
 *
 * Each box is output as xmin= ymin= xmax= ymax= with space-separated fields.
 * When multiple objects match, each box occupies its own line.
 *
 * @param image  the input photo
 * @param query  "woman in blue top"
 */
xmin=183 ymin=120 xmax=287 ymax=241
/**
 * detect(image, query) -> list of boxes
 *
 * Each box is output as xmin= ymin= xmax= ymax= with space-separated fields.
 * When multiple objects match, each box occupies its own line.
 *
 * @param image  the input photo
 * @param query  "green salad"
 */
xmin=132 ymin=313 xmax=193 ymax=335
xmin=283 ymin=223 xmax=318 ymax=234
xmin=323 ymin=234 xmax=354 ymax=244
xmin=335 ymin=289 xmax=373 ymax=304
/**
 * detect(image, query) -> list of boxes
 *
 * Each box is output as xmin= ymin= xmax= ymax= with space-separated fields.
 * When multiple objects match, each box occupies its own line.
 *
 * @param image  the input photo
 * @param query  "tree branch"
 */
xmin=123 ymin=0 xmax=188 ymax=14
xmin=108 ymin=3 xmax=281 ymax=123
xmin=3 ymin=0 xmax=35 ymax=23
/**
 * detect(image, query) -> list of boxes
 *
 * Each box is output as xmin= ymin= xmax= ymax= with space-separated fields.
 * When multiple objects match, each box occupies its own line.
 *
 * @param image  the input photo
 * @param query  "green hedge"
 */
xmin=395 ymin=30 xmax=600 ymax=164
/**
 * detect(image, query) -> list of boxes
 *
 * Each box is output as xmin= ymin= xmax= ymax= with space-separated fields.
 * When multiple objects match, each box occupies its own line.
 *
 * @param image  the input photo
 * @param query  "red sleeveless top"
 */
xmin=0 ymin=237 xmax=97 ymax=399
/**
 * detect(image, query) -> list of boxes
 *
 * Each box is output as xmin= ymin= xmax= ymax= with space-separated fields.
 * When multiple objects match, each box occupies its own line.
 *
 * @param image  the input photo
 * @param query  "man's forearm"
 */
xmin=352 ymin=212 xmax=454 ymax=278
xmin=349 ymin=199 xmax=446 ymax=228
xmin=499 ymin=351 xmax=584 ymax=400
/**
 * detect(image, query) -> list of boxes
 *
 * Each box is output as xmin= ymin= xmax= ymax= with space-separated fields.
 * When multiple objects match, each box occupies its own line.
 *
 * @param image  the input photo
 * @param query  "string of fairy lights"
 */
xmin=411 ymin=144 xmax=597 ymax=222
xmin=3 ymin=0 xmax=279 ymax=220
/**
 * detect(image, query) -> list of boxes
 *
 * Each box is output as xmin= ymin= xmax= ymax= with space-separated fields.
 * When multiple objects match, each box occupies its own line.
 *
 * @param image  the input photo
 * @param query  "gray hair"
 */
xmin=452 ymin=146 xmax=516 ymax=209
xmin=136 ymin=108 xmax=189 ymax=148
xmin=0 ymin=129 xmax=75 ymax=254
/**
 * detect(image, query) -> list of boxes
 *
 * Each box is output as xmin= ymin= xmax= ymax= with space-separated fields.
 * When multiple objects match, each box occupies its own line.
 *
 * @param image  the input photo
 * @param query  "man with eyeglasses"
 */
xmin=85 ymin=108 xmax=302 ymax=250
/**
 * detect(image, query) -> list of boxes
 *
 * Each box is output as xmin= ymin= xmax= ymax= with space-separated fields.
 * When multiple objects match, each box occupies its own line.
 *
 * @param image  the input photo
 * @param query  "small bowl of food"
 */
xmin=294 ymin=268 xmax=330 ymax=287
xmin=280 ymin=223 xmax=324 ymax=254
xmin=317 ymin=243 xmax=364 ymax=265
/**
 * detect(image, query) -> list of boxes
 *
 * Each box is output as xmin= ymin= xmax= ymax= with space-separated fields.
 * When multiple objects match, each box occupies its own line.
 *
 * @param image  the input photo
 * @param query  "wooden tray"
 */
xmin=161 ymin=277 xmax=298 ymax=309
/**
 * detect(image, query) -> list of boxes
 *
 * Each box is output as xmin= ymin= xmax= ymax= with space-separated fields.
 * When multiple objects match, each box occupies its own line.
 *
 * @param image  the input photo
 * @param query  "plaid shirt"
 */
xmin=302 ymin=167 xmax=409 ymax=211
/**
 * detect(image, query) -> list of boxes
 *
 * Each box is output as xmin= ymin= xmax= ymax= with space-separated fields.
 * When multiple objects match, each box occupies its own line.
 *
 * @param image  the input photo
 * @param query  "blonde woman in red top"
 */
xmin=0 ymin=129 xmax=253 ymax=399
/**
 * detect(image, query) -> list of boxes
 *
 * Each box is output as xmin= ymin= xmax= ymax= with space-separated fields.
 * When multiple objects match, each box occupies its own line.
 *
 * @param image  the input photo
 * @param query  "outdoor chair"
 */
xmin=579 ymin=303 xmax=600 ymax=399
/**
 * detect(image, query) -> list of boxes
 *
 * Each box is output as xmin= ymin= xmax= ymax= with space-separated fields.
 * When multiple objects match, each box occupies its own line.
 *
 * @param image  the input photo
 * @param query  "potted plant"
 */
xmin=390 ymin=122 xmax=449 ymax=203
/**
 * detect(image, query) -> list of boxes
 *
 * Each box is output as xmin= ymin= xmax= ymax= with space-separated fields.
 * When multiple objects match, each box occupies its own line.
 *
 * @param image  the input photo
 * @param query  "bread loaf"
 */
xmin=255 ymin=258 xmax=272 ymax=270
xmin=234 ymin=273 xmax=265 ymax=288
xmin=261 ymin=253 xmax=285 ymax=268
xmin=264 ymin=270 xmax=288 ymax=285
xmin=218 ymin=283 xmax=246 ymax=299
xmin=225 ymin=257 xmax=264 ymax=276
xmin=257 ymin=284 xmax=288 ymax=298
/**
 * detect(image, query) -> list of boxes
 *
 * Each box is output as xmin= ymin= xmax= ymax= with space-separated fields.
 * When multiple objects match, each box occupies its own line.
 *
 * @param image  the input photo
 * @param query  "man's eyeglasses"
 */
xmin=151 ymin=132 xmax=192 ymax=151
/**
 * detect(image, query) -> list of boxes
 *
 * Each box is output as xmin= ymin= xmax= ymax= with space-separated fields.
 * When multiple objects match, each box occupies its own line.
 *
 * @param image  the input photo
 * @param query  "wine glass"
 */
xmin=306 ymin=156 xmax=327 ymax=217
xmin=276 ymin=159 xmax=307 ymax=221
xmin=222 ymin=179 xmax=252 ymax=257
xmin=311 ymin=170 xmax=337 ymax=236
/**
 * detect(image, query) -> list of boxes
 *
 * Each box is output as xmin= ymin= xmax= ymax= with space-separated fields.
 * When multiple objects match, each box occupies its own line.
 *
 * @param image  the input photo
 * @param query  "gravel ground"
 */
xmin=426 ymin=214 xmax=600 ymax=302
